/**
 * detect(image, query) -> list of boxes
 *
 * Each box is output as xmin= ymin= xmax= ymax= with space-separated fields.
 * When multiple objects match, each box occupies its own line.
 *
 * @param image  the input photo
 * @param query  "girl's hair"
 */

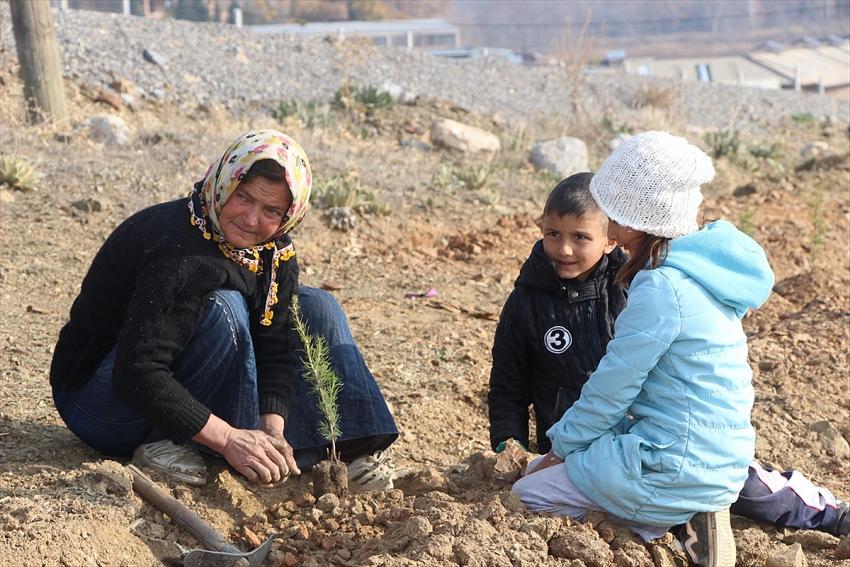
xmin=543 ymin=172 xmax=600 ymax=218
xmin=615 ymin=234 xmax=671 ymax=287
xmin=243 ymin=159 xmax=286 ymax=184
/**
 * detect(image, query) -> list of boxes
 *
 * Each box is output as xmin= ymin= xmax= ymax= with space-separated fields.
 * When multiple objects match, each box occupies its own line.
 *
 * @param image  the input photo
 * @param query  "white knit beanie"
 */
xmin=589 ymin=131 xmax=715 ymax=238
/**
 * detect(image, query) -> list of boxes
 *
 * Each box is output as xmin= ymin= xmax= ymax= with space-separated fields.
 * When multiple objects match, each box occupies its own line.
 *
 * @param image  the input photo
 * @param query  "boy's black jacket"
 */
xmin=488 ymin=241 xmax=628 ymax=453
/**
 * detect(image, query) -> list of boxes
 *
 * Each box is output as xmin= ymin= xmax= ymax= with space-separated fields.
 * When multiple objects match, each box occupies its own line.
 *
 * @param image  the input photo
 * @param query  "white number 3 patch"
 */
xmin=544 ymin=326 xmax=572 ymax=354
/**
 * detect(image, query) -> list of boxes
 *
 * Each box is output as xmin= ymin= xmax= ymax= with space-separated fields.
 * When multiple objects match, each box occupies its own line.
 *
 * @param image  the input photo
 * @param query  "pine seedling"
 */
xmin=290 ymin=295 xmax=343 ymax=462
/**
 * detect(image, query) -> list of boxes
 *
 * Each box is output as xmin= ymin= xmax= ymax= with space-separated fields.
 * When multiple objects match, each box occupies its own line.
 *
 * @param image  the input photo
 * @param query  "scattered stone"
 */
xmin=808 ymin=420 xmax=850 ymax=457
xmin=529 ymin=137 xmax=589 ymax=178
xmin=401 ymin=515 xmax=432 ymax=539
xmin=294 ymin=492 xmax=316 ymax=507
xmin=800 ymin=141 xmax=830 ymax=160
xmin=784 ymin=529 xmax=839 ymax=550
xmin=86 ymin=115 xmax=131 ymax=145
xmin=315 ymin=493 xmax=340 ymax=513
xmin=0 ymin=189 xmax=15 ymax=204
xmin=71 ymin=198 xmax=105 ymax=213
xmin=733 ymin=183 xmax=758 ymax=197
xmin=324 ymin=206 xmax=356 ymax=231
xmin=766 ymin=543 xmax=807 ymax=567
xmin=94 ymin=88 xmax=124 ymax=110
xmin=142 ymin=48 xmax=168 ymax=67
xmin=82 ymin=460 xmax=133 ymax=496
xmin=430 ymin=118 xmax=501 ymax=153
xmin=109 ymin=78 xmax=136 ymax=94
xmin=500 ymin=490 xmax=526 ymax=513
xmin=836 ymin=535 xmax=850 ymax=559
xmin=548 ymin=524 xmax=614 ymax=567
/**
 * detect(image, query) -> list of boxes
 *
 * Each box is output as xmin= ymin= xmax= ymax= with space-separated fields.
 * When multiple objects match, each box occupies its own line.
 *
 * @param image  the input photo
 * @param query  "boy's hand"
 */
xmin=527 ymin=450 xmax=564 ymax=475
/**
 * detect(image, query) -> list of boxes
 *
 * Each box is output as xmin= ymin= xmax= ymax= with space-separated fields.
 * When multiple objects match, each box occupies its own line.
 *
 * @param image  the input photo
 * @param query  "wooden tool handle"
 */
xmin=128 ymin=464 xmax=240 ymax=554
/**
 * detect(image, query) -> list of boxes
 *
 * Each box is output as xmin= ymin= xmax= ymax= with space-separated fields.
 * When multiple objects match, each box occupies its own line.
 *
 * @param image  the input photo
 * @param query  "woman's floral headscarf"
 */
xmin=188 ymin=129 xmax=312 ymax=325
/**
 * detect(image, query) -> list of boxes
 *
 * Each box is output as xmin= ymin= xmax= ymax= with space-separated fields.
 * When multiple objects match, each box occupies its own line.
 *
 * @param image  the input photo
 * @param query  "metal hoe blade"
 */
xmin=181 ymin=534 xmax=275 ymax=567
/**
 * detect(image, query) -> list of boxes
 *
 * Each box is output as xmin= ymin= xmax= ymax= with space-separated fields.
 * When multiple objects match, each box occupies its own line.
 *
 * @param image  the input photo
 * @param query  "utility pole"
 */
xmin=10 ymin=0 xmax=67 ymax=123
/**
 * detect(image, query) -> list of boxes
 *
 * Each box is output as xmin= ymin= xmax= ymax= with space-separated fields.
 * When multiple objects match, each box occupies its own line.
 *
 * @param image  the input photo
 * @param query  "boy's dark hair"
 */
xmin=543 ymin=172 xmax=601 ymax=219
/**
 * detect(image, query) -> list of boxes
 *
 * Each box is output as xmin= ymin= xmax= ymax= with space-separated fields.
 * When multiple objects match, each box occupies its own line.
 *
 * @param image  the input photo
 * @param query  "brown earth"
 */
xmin=1 ymin=64 xmax=849 ymax=567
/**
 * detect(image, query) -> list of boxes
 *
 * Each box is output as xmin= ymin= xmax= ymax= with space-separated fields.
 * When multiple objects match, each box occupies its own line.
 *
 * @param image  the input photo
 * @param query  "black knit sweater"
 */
xmin=50 ymin=197 xmax=299 ymax=443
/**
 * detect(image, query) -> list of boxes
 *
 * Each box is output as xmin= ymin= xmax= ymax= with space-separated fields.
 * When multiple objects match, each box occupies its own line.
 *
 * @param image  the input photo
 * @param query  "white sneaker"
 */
xmin=132 ymin=440 xmax=208 ymax=486
xmin=348 ymin=450 xmax=395 ymax=492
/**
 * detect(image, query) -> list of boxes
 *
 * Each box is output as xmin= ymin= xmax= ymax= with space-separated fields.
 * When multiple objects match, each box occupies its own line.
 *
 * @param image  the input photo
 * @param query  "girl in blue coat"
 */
xmin=512 ymin=131 xmax=775 ymax=567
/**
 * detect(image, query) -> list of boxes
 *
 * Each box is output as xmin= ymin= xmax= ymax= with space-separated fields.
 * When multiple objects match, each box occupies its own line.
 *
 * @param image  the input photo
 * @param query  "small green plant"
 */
xmin=313 ymin=175 xmax=390 ymax=216
xmin=0 ymin=155 xmax=39 ymax=192
xmin=333 ymin=83 xmax=393 ymax=111
xmin=273 ymin=98 xmax=334 ymax=128
xmin=737 ymin=207 xmax=756 ymax=236
xmin=791 ymin=112 xmax=815 ymax=124
xmin=748 ymin=141 xmax=785 ymax=176
xmin=601 ymin=117 xmax=635 ymax=136
xmin=809 ymin=191 xmax=826 ymax=260
xmin=452 ymin=164 xmax=492 ymax=192
xmin=290 ymin=295 xmax=343 ymax=461
xmin=705 ymin=129 xmax=741 ymax=159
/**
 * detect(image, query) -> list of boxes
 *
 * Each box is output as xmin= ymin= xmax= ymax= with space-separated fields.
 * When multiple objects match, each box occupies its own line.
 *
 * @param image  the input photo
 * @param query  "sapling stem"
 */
xmin=290 ymin=295 xmax=343 ymax=462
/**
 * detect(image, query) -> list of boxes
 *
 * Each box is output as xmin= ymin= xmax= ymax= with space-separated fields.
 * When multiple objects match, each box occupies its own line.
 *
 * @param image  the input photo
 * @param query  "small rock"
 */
xmin=766 ymin=543 xmax=807 ymax=567
xmin=800 ymin=141 xmax=830 ymax=160
xmin=402 ymin=515 xmax=432 ymax=539
xmin=95 ymin=89 xmax=123 ymax=110
xmin=784 ymin=529 xmax=839 ymax=550
xmin=530 ymin=137 xmax=589 ymax=178
xmin=294 ymin=492 xmax=315 ymax=507
xmin=500 ymin=491 xmax=527 ymax=513
xmin=324 ymin=206 xmax=356 ymax=231
xmin=142 ymin=48 xmax=168 ymax=67
xmin=71 ymin=198 xmax=105 ymax=213
xmin=87 ymin=115 xmax=131 ymax=146
xmin=430 ymin=118 xmax=501 ymax=153
xmin=809 ymin=420 xmax=850 ymax=457
xmin=281 ymin=551 xmax=299 ymax=567
xmin=82 ymin=461 xmax=133 ymax=496
xmin=836 ymin=535 xmax=850 ymax=559
xmin=109 ymin=78 xmax=136 ymax=94
xmin=0 ymin=189 xmax=15 ymax=204
xmin=316 ymin=493 xmax=339 ymax=513
xmin=733 ymin=183 xmax=758 ymax=198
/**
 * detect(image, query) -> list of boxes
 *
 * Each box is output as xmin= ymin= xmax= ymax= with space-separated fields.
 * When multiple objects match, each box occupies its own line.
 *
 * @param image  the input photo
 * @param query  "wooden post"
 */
xmin=10 ymin=0 xmax=67 ymax=123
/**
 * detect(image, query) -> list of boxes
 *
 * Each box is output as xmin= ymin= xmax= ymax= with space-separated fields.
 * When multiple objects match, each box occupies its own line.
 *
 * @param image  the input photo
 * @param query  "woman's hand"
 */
xmin=194 ymin=413 xmax=300 ymax=484
xmin=220 ymin=426 xmax=300 ymax=484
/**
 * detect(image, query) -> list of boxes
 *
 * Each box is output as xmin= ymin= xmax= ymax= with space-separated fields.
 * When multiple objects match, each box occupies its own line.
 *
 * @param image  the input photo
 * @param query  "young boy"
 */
xmin=488 ymin=173 xmax=849 ymax=560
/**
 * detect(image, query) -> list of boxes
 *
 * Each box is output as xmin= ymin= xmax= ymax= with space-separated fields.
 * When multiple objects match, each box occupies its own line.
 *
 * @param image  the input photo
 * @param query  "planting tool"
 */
xmin=128 ymin=464 xmax=275 ymax=567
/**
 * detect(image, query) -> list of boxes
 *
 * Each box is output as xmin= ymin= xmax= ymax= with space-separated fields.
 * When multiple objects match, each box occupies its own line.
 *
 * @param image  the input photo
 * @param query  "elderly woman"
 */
xmin=50 ymin=129 xmax=397 ymax=487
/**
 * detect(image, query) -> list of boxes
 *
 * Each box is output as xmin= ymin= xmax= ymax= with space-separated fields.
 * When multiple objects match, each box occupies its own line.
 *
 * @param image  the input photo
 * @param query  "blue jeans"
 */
xmin=53 ymin=287 xmax=398 ymax=468
xmin=731 ymin=462 xmax=843 ymax=532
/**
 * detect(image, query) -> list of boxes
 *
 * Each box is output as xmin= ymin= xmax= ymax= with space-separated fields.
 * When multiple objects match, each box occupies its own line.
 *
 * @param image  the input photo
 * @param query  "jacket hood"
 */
xmin=663 ymin=220 xmax=774 ymax=317
xmin=516 ymin=240 xmax=627 ymax=290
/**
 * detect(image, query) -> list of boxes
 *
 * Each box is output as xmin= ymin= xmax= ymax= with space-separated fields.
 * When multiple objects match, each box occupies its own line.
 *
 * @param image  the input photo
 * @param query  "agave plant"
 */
xmin=0 ymin=155 xmax=39 ymax=192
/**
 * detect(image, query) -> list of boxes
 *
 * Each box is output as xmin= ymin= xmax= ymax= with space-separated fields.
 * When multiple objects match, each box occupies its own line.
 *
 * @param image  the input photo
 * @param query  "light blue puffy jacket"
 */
xmin=547 ymin=220 xmax=775 ymax=527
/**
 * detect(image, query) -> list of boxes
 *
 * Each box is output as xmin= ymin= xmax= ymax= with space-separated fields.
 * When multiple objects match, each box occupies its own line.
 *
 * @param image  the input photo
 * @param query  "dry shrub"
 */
xmin=631 ymin=82 xmax=679 ymax=110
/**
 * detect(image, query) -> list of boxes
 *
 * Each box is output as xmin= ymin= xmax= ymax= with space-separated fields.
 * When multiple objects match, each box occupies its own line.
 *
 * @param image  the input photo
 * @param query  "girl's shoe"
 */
xmin=132 ymin=440 xmax=208 ymax=486
xmin=677 ymin=508 xmax=736 ymax=567
xmin=348 ymin=450 xmax=395 ymax=492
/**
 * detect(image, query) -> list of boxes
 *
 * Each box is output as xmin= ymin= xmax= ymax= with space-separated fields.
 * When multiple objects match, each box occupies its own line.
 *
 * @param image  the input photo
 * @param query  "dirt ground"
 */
xmin=1 ymin=64 xmax=849 ymax=567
